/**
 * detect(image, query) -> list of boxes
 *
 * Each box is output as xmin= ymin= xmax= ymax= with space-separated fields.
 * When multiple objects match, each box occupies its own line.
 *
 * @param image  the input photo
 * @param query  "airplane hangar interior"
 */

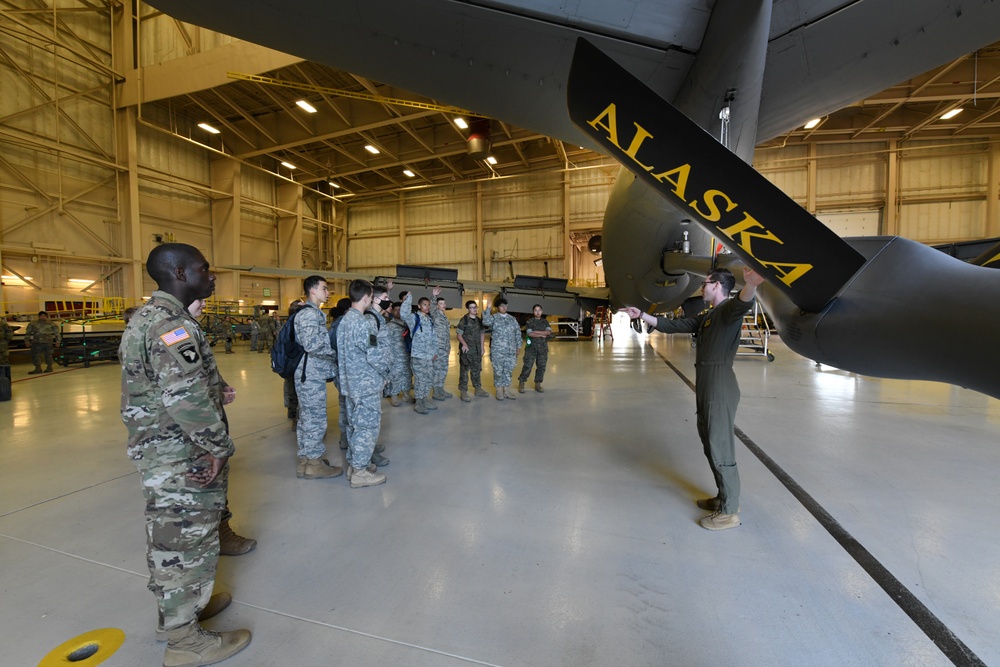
xmin=2 ymin=2 xmax=1000 ymax=665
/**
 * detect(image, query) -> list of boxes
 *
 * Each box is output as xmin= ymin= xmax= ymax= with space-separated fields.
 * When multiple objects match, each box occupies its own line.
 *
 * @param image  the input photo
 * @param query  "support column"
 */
xmin=116 ymin=106 xmax=145 ymax=302
xmin=885 ymin=140 xmax=899 ymax=236
xmin=210 ymin=159 xmax=240 ymax=300
xmin=987 ymin=140 xmax=999 ymax=238
xmin=563 ymin=171 xmax=571 ymax=280
xmin=277 ymin=182 xmax=303 ymax=308
xmin=806 ymin=143 xmax=817 ymax=215
xmin=476 ymin=182 xmax=484 ymax=281
xmin=399 ymin=195 xmax=406 ymax=265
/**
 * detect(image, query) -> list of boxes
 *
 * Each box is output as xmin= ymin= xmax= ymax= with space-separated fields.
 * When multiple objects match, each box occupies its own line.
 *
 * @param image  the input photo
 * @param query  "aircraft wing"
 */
xmin=146 ymin=0 xmax=1000 ymax=146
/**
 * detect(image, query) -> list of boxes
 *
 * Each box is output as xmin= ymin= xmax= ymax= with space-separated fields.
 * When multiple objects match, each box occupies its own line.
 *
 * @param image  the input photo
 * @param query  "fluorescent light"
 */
xmin=593 ymin=259 xmax=603 ymax=267
xmin=261 ymin=300 xmax=277 ymax=306
xmin=364 ymin=145 xmax=380 ymax=155
xmin=329 ymin=181 xmax=341 ymax=189
xmin=198 ymin=123 xmax=221 ymax=134
xmin=281 ymin=161 xmax=297 ymax=169
xmin=454 ymin=117 xmax=469 ymax=129
xmin=403 ymin=169 xmax=415 ymax=177
xmin=2 ymin=275 xmax=32 ymax=280
xmin=940 ymin=108 xmax=963 ymax=120
xmin=486 ymin=156 xmax=497 ymax=165
xmin=804 ymin=118 xmax=822 ymax=129
xmin=68 ymin=278 xmax=93 ymax=284
xmin=295 ymin=100 xmax=317 ymax=113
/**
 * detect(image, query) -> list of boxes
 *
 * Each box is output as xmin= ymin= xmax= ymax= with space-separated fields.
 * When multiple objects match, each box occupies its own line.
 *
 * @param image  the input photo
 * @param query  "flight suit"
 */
xmin=654 ymin=296 xmax=752 ymax=515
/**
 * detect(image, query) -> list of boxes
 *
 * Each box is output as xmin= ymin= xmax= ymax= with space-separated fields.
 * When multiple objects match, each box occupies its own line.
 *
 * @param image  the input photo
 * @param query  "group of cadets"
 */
xmin=290 ymin=275 xmax=555 ymax=489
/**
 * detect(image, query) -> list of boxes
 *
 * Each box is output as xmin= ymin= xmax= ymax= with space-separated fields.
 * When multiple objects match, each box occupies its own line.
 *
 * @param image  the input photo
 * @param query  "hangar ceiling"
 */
xmin=152 ymin=36 xmax=1000 ymax=199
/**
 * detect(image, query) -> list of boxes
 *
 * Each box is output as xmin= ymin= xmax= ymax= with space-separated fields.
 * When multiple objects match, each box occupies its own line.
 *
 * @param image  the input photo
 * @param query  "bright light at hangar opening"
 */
xmin=803 ymin=118 xmax=822 ymax=129
xmin=295 ymin=100 xmax=318 ymax=113
xmin=403 ymin=169 xmax=415 ymax=177
xmin=198 ymin=123 xmax=220 ymax=134
xmin=280 ymin=161 xmax=297 ymax=169
xmin=364 ymin=145 xmax=380 ymax=155
xmin=454 ymin=117 xmax=469 ymax=129
xmin=940 ymin=108 xmax=963 ymax=120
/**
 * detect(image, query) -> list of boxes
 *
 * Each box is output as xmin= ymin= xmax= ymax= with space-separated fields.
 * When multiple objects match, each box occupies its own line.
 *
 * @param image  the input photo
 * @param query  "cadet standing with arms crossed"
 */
xmin=517 ymin=304 xmax=552 ymax=393
xmin=120 ymin=243 xmax=251 ymax=666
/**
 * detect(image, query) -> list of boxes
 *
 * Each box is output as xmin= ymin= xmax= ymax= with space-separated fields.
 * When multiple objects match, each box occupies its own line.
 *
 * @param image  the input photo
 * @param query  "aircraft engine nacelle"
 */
xmin=759 ymin=236 xmax=1000 ymax=399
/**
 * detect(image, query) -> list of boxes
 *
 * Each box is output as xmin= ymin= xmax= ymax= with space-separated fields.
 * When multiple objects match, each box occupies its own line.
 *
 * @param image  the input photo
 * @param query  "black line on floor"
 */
xmin=654 ymin=349 xmax=986 ymax=667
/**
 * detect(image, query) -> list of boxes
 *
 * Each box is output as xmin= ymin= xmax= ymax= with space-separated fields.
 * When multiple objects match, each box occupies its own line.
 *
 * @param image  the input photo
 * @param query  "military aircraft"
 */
xmin=144 ymin=0 xmax=1000 ymax=398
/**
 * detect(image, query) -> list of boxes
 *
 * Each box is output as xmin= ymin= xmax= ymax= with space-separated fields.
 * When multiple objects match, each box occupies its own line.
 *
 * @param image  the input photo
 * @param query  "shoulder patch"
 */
xmin=177 ymin=342 xmax=200 ymax=364
xmin=160 ymin=327 xmax=191 ymax=346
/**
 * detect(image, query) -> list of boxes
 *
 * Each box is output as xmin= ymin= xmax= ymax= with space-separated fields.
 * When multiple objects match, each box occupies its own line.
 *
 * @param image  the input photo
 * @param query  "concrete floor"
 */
xmin=2 ymin=316 xmax=998 ymax=666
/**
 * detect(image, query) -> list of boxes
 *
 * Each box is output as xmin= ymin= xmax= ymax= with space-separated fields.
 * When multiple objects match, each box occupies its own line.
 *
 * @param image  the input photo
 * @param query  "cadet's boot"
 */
xmin=286 ymin=407 xmax=296 ymax=419
xmin=424 ymin=396 xmax=438 ymax=410
xmin=302 ymin=458 xmax=343 ymax=479
xmin=349 ymin=466 xmax=387 ymax=489
xmin=156 ymin=593 xmax=232 ymax=641
xmin=346 ymin=463 xmax=377 ymax=481
xmin=696 ymin=497 xmax=721 ymax=511
xmin=339 ymin=432 xmax=348 ymax=450
xmin=28 ymin=366 xmax=43 ymax=375
xmin=295 ymin=456 xmax=307 ymax=478
xmin=474 ymin=386 xmax=490 ymax=398
xmin=431 ymin=386 xmax=446 ymax=401
xmin=390 ymin=393 xmax=401 ymax=407
xmin=290 ymin=418 xmax=296 ymax=432
xmin=370 ymin=450 xmax=390 ymax=467
xmin=534 ymin=382 xmax=544 ymax=393
xmin=518 ymin=380 xmax=525 ymax=393
xmin=43 ymin=366 xmax=53 ymax=373
xmin=504 ymin=386 xmax=516 ymax=400
xmin=218 ymin=519 xmax=257 ymax=556
xmin=414 ymin=398 xmax=429 ymax=415
xmin=699 ymin=511 xmax=741 ymax=531
xmin=440 ymin=387 xmax=453 ymax=398
xmin=460 ymin=390 xmax=471 ymax=402
xmin=374 ymin=442 xmax=385 ymax=454
xmin=163 ymin=622 xmax=251 ymax=667
xmin=496 ymin=388 xmax=504 ymax=400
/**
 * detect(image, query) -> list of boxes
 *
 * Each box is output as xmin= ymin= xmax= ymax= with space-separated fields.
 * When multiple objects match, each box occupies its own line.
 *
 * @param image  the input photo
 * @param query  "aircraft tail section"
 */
xmin=567 ymin=38 xmax=866 ymax=313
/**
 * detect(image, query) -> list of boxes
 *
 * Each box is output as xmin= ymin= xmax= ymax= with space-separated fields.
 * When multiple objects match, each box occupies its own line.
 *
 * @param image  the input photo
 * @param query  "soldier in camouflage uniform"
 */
xmin=249 ymin=314 xmax=260 ymax=352
xmin=363 ymin=285 xmax=392 ymax=467
xmin=283 ymin=300 xmax=305 ymax=424
xmin=26 ymin=311 xmax=60 ymax=374
xmin=483 ymin=298 xmax=522 ymax=400
xmin=401 ymin=288 xmax=440 ymax=415
xmin=386 ymin=302 xmax=412 ymax=406
xmin=456 ymin=300 xmax=489 ymax=401
xmin=0 ymin=316 xmax=14 ymax=365
xmin=430 ymin=295 xmax=453 ymax=401
xmin=517 ymin=304 xmax=553 ymax=393
xmin=336 ymin=279 xmax=389 ymax=488
xmin=326 ymin=298 xmax=353 ymax=452
xmin=119 ymin=243 xmax=251 ymax=665
xmin=293 ymin=276 xmax=343 ymax=480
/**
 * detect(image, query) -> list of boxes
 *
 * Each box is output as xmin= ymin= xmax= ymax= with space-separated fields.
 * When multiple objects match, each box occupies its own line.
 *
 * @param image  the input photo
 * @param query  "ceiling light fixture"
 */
xmin=486 ymin=156 xmax=497 ymax=165
xmin=364 ymin=145 xmax=380 ymax=155
xmin=803 ymin=118 xmax=822 ymax=129
xmin=454 ymin=118 xmax=469 ymax=129
xmin=403 ymin=169 xmax=415 ymax=177
xmin=295 ymin=100 xmax=318 ymax=113
xmin=281 ymin=161 xmax=297 ymax=169
xmin=198 ymin=123 xmax=221 ymax=134
xmin=940 ymin=108 xmax=963 ymax=120
xmin=329 ymin=181 xmax=341 ymax=188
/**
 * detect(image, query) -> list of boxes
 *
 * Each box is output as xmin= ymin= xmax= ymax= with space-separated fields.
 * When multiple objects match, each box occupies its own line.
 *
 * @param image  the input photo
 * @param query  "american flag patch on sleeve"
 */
xmin=160 ymin=327 xmax=191 ymax=346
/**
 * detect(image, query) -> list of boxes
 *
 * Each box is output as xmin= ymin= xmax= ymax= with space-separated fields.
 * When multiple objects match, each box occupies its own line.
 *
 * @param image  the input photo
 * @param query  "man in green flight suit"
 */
xmin=119 ymin=243 xmax=251 ymax=665
xmin=624 ymin=266 xmax=763 ymax=531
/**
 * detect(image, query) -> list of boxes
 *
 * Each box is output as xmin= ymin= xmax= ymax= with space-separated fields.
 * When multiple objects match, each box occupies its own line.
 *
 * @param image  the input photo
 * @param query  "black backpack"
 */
xmin=271 ymin=310 xmax=305 ymax=380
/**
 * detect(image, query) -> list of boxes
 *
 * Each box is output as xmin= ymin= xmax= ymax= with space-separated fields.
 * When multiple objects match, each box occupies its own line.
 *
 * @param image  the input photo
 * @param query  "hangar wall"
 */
xmin=1 ymin=1 xmax=997 ymax=318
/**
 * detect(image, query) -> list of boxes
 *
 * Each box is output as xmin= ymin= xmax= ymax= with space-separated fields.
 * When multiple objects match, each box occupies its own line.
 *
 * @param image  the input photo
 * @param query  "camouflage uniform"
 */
xmin=293 ymin=302 xmax=336 ymax=460
xmin=518 ymin=316 xmax=552 ymax=384
xmin=336 ymin=308 xmax=389 ymax=470
xmin=431 ymin=308 xmax=451 ymax=391
xmin=456 ymin=314 xmax=485 ymax=392
xmin=257 ymin=315 xmax=274 ymax=353
xmin=386 ymin=316 xmax=412 ymax=396
xmin=249 ymin=319 xmax=260 ymax=351
xmin=400 ymin=294 xmax=436 ymax=400
xmin=26 ymin=317 xmax=60 ymax=370
xmin=119 ymin=290 xmax=234 ymax=633
xmin=483 ymin=309 xmax=521 ymax=388
xmin=0 ymin=319 xmax=13 ymax=365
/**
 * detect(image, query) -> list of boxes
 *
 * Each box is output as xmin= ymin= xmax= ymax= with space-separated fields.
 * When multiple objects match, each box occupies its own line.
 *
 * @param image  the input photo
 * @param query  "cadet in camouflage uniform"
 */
xmin=293 ymin=276 xmax=343 ymax=480
xmin=386 ymin=302 xmax=413 ymax=406
xmin=401 ymin=288 xmax=440 ymax=415
xmin=336 ymin=279 xmax=389 ymax=488
xmin=119 ymin=243 xmax=251 ymax=665
xmin=26 ymin=311 xmax=60 ymax=374
xmin=517 ymin=304 xmax=553 ymax=393
xmin=624 ymin=266 xmax=764 ymax=532
xmin=483 ymin=298 xmax=522 ymax=400
xmin=0 ymin=317 xmax=14 ymax=365
xmin=249 ymin=316 xmax=260 ymax=351
xmin=430 ymin=295 xmax=453 ymax=401
xmin=363 ymin=285 xmax=392 ymax=467
xmin=327 ymin=298 xmax=353 ymax=451
xmin=283 ymin=300 xmax=305 ymax=424
xmin=456 ymin=301 xmax=489 ymax=401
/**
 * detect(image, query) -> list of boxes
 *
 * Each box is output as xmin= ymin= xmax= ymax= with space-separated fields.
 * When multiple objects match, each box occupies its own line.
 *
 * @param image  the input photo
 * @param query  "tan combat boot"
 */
xmin=390 ymin=393 xmax=401 ymax=407
xmin=349 ymin=466 xmax=386 ymax=489
xmin=302 ymin=458 xmax=343 ymax=479
xmin=219 ymin=519 xmax=257 ymax=556
xmin=460 ymin=390 xmax=471 ymax=402
xmin=295 ymin=456 xmax=307 ymax=478
xmin=414 ymin=398 xmax=428 ymax=414
xmin=496 ymin=388 xmax=504 ymax=400
xmin=518 ymin=380 xmax=525 ymax=393
xmin=474 ymin=387 xmax=490 ymax=398
xmin=505 ymin=386 xmax=516 ymax=400
xmin=163 ymin=622 xmax=251 ymax=667
xmin=156 ymin=593 xmax=232 ymax=641
xmin=534 ymin=382 xmax=544 ymax=393
xmin=431 ymin=387 xmax=446 ymax=401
